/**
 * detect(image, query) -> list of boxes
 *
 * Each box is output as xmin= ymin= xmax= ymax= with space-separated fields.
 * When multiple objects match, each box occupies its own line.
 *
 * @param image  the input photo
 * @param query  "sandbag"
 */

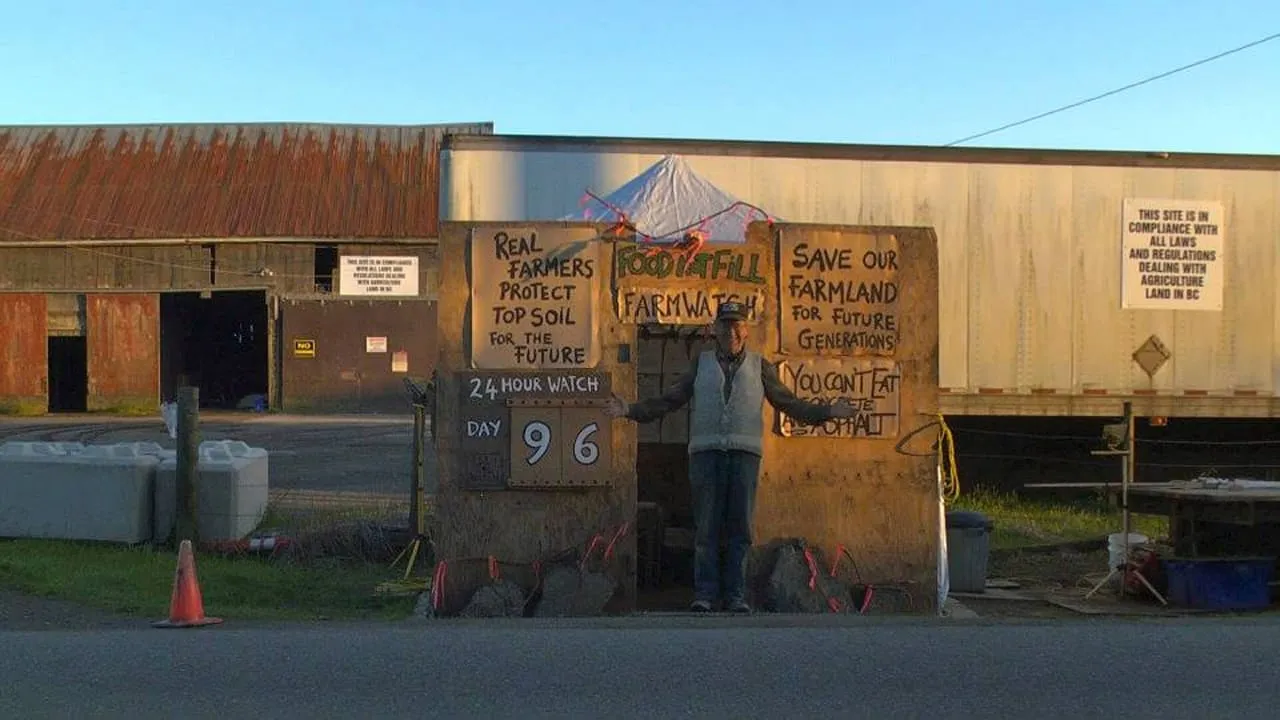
xmin=531 ymin=522 xmax=630 ymax=617
xmin=423 ymin=556 xmax=540 ymax=618
xmin=763 ymin=540 xmax=873 ymax=614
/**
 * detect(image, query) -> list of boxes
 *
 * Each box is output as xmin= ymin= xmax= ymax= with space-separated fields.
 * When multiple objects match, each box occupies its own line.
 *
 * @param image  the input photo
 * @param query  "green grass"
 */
xmin=0 ymin=539 xmax=417 ymax=621
xmin=952 ymin=488 xmax=1169 ymax=550
xmin=0 ymin=398 xmax=47 ymax=416
xmin=0 ymin=491 xmax=1166 ymax=618
xmin=0 ymin=499 xmax=421 ymax=623
xmin=87 ymin=398 xmax=159 ymax=417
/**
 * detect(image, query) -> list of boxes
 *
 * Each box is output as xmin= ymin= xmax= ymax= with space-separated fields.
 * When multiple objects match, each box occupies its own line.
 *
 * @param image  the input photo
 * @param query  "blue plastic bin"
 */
xmin=1163 ymin=557 xmax=1275 ymax=611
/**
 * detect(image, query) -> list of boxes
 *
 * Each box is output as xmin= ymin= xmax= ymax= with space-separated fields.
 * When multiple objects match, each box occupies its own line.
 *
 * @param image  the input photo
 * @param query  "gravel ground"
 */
xmin=962 ymin=546 xmax=1189 ymax=620
xmin=990 ymin=547 xmax=1116 ymax=593
xmin=0 ymin=589 xmax=138 ymax=631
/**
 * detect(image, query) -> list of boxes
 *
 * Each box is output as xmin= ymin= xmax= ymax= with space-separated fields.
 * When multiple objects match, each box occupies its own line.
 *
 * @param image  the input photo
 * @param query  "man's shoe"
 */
xmin=690 ymin=600 xmax=713 ymax=612
xmin=727 ymin=599 xmax=751 ymax=614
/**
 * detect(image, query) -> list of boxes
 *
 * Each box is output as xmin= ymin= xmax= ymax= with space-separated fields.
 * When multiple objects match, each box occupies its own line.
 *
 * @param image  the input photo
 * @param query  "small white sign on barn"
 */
xmin=1120 ymin=198 xmax=1225 ymax=311
xmin=339 ymin=256 xmax=420 ymax=297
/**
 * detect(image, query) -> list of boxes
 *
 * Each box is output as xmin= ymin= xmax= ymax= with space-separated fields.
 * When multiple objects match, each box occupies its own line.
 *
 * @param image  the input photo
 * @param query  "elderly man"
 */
xmin=607 ymin=301 xmax=854 ymax=613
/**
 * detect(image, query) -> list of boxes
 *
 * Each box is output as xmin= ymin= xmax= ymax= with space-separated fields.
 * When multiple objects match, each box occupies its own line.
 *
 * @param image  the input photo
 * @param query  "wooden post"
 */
xmin=1121 ymin=401 xmax=1134 ymax=593
xmin=175 ymin=386 xmax=200 ymax=546
xmin=410 ymin=400 xmax=427 ymax=536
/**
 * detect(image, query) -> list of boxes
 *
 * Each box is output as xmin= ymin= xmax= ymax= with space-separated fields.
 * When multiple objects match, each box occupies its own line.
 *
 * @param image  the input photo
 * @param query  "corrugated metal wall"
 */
xmin=280 ymin=298 xmax=437 ymax=413
xmin=0 ymin=293 xmax=48 ymax=413
xmin=0 ymin=244 xmax=440 ymax=297
xmin=86 ymin=293 xmax=159 ymax=412
xmin=0 ymin=243 xmax=441 ymax=414
xmin=442 ymin=146 xmax=1280 ymax=413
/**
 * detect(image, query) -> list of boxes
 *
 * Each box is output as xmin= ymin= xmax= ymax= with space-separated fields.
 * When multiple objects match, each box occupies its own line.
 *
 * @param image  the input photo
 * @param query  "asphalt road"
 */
xmin=0 ymin=414 xmax=426 ymax=497
xmin=1 ymin=617 xmax=1277 ymax=719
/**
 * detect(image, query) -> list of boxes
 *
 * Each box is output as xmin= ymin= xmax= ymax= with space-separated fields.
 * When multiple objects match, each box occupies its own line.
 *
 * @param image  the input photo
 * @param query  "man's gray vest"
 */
xmin=687 ymin=349 xmax=765 ymax=456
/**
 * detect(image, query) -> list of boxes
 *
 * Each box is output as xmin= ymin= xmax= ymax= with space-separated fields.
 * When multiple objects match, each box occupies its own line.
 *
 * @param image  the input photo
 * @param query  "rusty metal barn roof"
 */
xmin=0 ymin=122 xmax=493 ymax=243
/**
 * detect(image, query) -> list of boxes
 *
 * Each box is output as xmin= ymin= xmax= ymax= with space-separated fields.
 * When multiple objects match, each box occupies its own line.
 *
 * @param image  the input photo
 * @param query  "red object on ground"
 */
xmin=204 ymin=533 xmax=293 ymax=557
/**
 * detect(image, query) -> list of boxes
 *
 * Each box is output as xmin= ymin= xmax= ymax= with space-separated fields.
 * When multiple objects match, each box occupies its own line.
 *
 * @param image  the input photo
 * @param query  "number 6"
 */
xmin=573 ymin=422 xmax=599 ymax=465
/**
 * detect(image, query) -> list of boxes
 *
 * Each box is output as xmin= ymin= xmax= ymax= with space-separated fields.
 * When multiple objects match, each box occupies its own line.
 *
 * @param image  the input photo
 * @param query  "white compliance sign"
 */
xmin=1121 ymin=199 xmax=1224 ymax=311
xmin=339 ymin=256 xmax=420 ymax=297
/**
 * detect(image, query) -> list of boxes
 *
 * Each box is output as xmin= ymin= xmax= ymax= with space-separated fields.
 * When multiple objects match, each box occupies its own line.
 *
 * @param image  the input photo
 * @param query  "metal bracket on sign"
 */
xmin=505 ymin=398 xmax=613 ymax=408
xmin=505 ymin=478 xmax=611 ymax=490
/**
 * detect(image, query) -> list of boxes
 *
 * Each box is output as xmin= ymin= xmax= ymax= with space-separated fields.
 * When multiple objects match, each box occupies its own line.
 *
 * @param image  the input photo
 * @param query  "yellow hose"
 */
xmin=937 ymin=413 xmax=961 ymax=505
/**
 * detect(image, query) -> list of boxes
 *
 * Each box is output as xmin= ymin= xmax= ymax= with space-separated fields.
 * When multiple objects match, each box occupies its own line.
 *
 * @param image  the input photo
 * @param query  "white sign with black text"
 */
xmin=1121 ymin=199 xmax=1225 ymax=311
xmin=339 ymin=256 xmax=420 ymax=297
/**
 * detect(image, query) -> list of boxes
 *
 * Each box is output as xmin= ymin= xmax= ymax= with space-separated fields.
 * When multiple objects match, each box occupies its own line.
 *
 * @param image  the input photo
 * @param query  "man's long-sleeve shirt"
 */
xmin=625 ymin=350 xmax=834 ymax=426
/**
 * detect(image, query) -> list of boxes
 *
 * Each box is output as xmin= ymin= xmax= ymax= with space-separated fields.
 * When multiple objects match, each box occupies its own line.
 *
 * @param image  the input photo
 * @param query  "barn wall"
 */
xmin=85 ymin=293 xmax=159 ymax=412
xmin=442 ymin=143 xmax=1280 ymax=417
xmin=0 ymin=242 xmax=441 ymax=414
xmin=280 ymin=297 xmax=437 ymax=413
xmin=0 ymin=293 xmax=48 ymax=414
xmin=0 ymin=243 xmax=440 ymax=296
xmin=0 ymin=246 xmax=211 ymax=290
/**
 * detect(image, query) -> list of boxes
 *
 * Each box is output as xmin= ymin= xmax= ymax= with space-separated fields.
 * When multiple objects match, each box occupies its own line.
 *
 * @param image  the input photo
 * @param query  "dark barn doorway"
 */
xmin=47 ymin=336 xmax=88 ymax=412
xmin=161 ymin=291 xmax=269 ymax=410
xmin=45 ymin=293 xmax=87 ymax=413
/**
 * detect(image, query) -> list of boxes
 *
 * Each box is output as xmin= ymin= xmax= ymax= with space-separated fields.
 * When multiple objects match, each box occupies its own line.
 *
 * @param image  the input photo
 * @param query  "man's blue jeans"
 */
xmin=689 ymin=449 xmax=761 ymax=604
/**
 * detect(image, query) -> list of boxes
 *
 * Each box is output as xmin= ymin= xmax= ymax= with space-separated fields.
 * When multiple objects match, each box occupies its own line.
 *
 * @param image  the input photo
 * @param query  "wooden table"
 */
xmin=1123 ymin=483 xmax=1280 ymax=556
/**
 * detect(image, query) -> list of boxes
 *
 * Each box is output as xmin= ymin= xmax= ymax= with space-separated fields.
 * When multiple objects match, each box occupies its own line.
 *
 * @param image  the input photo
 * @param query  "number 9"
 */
xmin=522 ymin=421 xmax=551 ymax=465
xmin=573 ymin=422 xmax=599 ymax=465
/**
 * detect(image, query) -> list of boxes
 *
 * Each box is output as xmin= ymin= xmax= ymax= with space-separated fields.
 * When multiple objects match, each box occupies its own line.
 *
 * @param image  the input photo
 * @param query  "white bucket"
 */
xmin=1107 ymin=533 xmax=1149 ymax=569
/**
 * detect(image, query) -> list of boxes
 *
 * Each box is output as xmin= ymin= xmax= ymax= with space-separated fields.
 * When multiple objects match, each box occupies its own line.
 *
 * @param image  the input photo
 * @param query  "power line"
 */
xmin=944 ymin=30 xmax=1280 ymax=147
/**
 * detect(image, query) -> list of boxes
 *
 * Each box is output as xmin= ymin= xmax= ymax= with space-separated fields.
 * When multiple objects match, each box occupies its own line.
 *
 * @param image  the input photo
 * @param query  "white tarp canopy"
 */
xmin=564 ymin=155 xmax=777 ymax=245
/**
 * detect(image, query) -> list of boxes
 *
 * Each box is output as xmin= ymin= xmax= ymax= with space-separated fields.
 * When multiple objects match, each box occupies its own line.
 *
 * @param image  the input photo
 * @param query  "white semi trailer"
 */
xmin=441 ymin=133 xmax=1280 ymax=421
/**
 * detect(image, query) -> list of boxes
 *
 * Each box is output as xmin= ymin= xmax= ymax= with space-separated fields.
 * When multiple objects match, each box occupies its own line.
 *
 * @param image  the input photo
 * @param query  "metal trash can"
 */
xmin=946 ymin=510 xmax=994 ymax=593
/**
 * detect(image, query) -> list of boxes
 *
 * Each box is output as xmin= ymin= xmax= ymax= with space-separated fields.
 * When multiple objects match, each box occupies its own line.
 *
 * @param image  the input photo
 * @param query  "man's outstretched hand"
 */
xmin=605 ymin=394 xmax=629 ymax=418
xmin=830 ymin=399 xmax=856 ymax=418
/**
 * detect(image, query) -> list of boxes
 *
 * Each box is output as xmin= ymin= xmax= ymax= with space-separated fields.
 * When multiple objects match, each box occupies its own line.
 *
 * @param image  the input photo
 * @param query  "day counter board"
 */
xmin=456 ymin=370 xmax=613 ymax=490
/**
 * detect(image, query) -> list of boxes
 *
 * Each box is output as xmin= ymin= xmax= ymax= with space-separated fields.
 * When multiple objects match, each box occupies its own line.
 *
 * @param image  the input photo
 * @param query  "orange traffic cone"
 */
xmin=153 ymin=539 xmax=224 ymax=629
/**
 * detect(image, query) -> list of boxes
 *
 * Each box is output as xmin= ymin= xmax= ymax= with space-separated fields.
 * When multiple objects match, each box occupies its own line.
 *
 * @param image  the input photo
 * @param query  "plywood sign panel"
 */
xmin=614 ymin=243 xmax=770 ymax=325
xmin=554 ymin=406 xmax=613 ymax=486
xmin=436 ymin=221 xmax=638 ymax=612
xmin=775 ymin=357 xmax=902 ymax=439
xmin=469 ymin=226 xmax=603 ymax=369
xmin=777 ymin=229 xmax=901 ymax=357
xmin=507 ymin=404 xmax=612 ymax=488
xmin=754 ymin=222 xmax=940 ymax=611
xmin=456 ymin=369 xmax=612 ymax=490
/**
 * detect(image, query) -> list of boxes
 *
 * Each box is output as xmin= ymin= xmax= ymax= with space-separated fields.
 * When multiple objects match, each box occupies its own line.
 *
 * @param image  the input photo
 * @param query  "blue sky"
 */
xmin=3 ymin=0 xmax=1277 ymax=153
